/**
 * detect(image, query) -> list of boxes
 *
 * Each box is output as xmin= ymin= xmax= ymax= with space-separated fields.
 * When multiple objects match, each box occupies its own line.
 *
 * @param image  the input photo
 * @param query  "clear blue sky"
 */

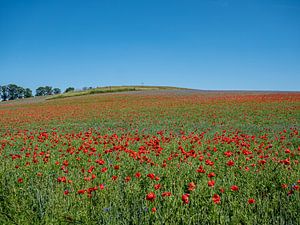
xmin=0 ymin=0 xmax=299 ymax=91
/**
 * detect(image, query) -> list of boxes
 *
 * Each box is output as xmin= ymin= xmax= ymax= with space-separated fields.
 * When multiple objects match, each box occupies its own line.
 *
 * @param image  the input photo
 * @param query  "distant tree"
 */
xmin=83 ymin=87 xmax=93 ymax=91
xmin=44 ymin=86 xmax=53 ymax=95
xmin=65 ymin=87 xmax=75 ymax=93
xmin=24 ymin=88 xmax=33 ymax=98
xmin=0 ymin=84 xmax=32 ymax=100
xmin=0 ymin=85 xmax=8 ymax=101
xmin=53 ymin=88 xmax=61 ymax=95
xmin=36 ymin=87 xmax=46 ymax=96
xmin=7 ymin=84 xmax=19 ymax=100
xmin=16 ymin=86 xmax=25 ymax=99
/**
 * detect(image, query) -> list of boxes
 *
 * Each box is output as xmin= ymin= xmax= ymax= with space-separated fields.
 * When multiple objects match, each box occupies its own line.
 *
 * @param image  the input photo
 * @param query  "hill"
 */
xmin=46 ymin=85 xmax=189 ymax=100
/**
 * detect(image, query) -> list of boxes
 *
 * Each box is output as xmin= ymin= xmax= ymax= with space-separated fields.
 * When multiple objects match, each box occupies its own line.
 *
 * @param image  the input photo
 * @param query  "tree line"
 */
xmin=0 ymin=84 xmax=76 ymax=101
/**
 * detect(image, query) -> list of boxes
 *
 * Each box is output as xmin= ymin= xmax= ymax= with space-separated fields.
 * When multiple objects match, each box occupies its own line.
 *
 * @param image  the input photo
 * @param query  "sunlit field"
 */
xmin=0 ymin=91 xmax=299 ymax=224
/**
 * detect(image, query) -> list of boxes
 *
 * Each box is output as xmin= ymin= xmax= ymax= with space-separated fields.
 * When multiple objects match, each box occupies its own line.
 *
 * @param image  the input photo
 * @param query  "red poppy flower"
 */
xmin=197 ymin=166 xmax=206 ymax=173
xmin=224 ymin=151 xmax=233 ymax=157
xmin=205 ymin=159 xmax=214 ymax=166
xmin=182 ymin=193 xmax=190 ymax=204
xmin=135 ymin=172 xmax=141 ymax=178
xmin=18 ymin=178 xmax=23 ymax=183
xmin=230 ymin=185 xmax=239 ymax=191
xmin=114 ymin=165 xmax=120 ymax=170
xmin=77 ymin=189 xmax=85 ymax=194
xmin=285 ymin=149 xmax=291 ymax=154
xmin=161 ymin=192 xmax=171 ymax=197
xmin=212 ymin=194 xmax=221 ymax=204
xmin=146 ymin=192 xmax=156 ymax=202
xmin=248 ymin=198 xmax=255 ymax=204
xmin=227 ymin=160 xmax=235 ymax=166
xmin=147 ymin=173 xmax=155 ymax=180
xmin=208 ymin=180 xmax=215 ymax=187
xmin=154 ymin=184 xmax=161 ymax=190
xmin=188 ymin=182 xmax=196 ymax=191
xmin=125 ymin=176 xmax=131 ymax=182
xmin=207 ymin=172 xmax=215 ymax=178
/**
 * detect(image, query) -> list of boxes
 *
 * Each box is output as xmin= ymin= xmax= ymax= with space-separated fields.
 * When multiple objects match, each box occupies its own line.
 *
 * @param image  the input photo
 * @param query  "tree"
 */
xmin=44 ymin=86 xmax=53 ymax=95
xmin=24 ymin=88 xmax=33 ymax=98
xmin=0 ymin=84 xmax=32 ymax=100
xmin=53 ymin=88 xmax=61 ymax=95
xmin=82 ymin=87 xmax=93 ymax=91
xmin=1 ymin=86 xmax=8 ymax=101
xmin=65 ymin=87 xmax=75 ymax=93
xmin=16 ymin=86 xmax=25 ymax=99
xmin=36 ymin=87 xmax=46 ymax=96
xmin=7 ymin=84 xmax=19 ymax=100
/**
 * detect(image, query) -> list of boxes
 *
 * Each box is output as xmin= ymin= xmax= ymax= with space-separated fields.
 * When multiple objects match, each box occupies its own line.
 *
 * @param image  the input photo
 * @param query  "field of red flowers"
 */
xmin=0 ymin=91 xmax=299 ymax=224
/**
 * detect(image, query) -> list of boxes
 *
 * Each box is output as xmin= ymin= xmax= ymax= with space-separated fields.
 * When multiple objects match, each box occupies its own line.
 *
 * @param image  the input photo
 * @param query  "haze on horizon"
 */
xmin=0 ymin=0 xmax=299 ymax=91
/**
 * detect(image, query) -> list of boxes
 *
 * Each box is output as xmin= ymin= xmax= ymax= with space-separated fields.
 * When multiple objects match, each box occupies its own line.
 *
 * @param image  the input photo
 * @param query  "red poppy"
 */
xmin=161 ymin=192 xmax=171 ymax=197
xmin=224 ymin=151 xmax=233 ymax=157
xmin=182 ymin=193 xmax=190 ymax=204
xmin=205 ymin=159 xmax=214 ymax=166
xmin=208 ymin=180 xmax=215 ymax=187
xmin=188 ymin=182 xmax=196 ymax=191
xmin=146 ymin=192 xmax=156 ymax=202
xmin=125 ymin=176 xmax=131 ymax=182
xmin=230 ymin=185 xmax=239 ymax=191
xmin=114 ymin=165 xmax=120 ymax=170
xmin=18 ymin=178 xmax=23 ymax=183
xmin=196 ymin=166 xmax=206 ymax=173
xmin=77 ymin=189 xmax=85 ymax=194
xmin=147 ymin=173 xmax=155 ymax=180
xmin=207 ymin=172 xmax=215 ymax=178
xmin=135 ymin=172 xmax=141 ymax=178
xmin=154 ymin=184 xmax=161 ymax=190
xmin=212 ymin=194 xmax=221 ymax=204
xmin=227 ymin=160 xmax=235 ymax=166
xmin=248 ymin=198 xmax=255 ymax=204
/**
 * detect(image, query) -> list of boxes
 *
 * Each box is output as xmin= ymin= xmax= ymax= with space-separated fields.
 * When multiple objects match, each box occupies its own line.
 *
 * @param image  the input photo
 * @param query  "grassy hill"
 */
xmin=46 ymin=85 xmax=189 ymax=100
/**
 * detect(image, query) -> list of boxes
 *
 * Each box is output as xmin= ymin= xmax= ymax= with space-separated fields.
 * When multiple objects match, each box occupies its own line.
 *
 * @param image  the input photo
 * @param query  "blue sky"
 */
xmin=0 ymin=0 xmax=299 ymax=91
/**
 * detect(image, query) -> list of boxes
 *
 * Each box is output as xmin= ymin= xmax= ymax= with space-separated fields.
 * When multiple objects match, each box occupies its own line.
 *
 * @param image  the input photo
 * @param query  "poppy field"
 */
xmin=0 ymin=91 xmax=299 ymax=224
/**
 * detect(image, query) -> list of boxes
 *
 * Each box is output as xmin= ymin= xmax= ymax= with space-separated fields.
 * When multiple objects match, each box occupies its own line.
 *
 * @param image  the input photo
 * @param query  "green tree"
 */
xmin=65 ymin=87 xmax=75 ymax=93
xmin=24 ymin=88 xmax=33 ymax=98
xmin=44 ymin=86 xmax=53 ymax=95
xmin=53 ymin=88 xmax=61 ymax=95
xmin=36 ymin=87 xmax=46 ymax=96
xmin=7 ymin=84 xmax=19 ymax=100
xmin=16 ymin=86 xmax=25 ymax=99
xmin=0 ymin=85 xmax=8 ymax=101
